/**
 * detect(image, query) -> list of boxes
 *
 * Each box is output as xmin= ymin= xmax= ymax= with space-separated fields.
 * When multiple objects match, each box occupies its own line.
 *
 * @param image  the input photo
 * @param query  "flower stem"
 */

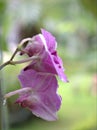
xmin=0 ymin=61 xmax=10 ymax=70
xmin=9 ymin=48 xmax=19 ymax=61
xmin=0 ymin=38 xmax=32 ymax=70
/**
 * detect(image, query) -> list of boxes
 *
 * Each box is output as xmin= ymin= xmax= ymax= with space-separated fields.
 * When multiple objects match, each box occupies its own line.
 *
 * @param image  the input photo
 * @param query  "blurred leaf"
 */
xmin=0 ymin=0 xmax=8 ymax=51
xmin=0 ymin=0 xmax=6 ymax=24
xmin=72 ymin=115 xmax=97 ymax=130
xmin=80 ymin=0 xmax=97 ymax=18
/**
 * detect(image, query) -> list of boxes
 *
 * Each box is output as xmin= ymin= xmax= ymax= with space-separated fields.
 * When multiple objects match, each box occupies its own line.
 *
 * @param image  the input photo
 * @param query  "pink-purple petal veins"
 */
xmin=16 ymin=69 xmax=61 ymax=121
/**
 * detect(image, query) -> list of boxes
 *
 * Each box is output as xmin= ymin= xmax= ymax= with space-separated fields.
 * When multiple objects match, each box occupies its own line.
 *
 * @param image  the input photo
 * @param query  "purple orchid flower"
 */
xmin=2 ymin=29 xmax=69 ymax=122
xmin=20 ymin=29 xmax=68 ymax=82
xmin=13 ymin=69 xmax=61 ymax=121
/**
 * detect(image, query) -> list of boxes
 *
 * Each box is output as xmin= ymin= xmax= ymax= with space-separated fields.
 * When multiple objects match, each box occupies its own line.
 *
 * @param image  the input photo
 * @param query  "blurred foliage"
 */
xmin=0 ymin=0 xmax=6 ymax=25
xmin=72 ymin=116 xmax=97 ymax=130
xmin=80 ymin=0 xmax=97 ymax=18
xmin=0 ymin=0 xmax=8 ymax=51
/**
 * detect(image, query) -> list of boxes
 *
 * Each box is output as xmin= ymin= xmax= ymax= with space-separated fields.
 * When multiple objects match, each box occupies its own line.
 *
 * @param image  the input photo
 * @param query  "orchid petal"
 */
xmin=41 ymin=29 xmax=57 ymax=52
xmin=16 ymin=69 xmax=61 ymax=121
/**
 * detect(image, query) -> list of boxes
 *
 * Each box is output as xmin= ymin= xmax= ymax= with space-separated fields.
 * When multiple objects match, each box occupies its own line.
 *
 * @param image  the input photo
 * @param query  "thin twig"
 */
xmin=9 ymin=48 xmax=19 ymax=61
xmin=0 ymin=61 xmax=10 ymax=70
xmin=0 ymin=38 xmax=32 ymax=70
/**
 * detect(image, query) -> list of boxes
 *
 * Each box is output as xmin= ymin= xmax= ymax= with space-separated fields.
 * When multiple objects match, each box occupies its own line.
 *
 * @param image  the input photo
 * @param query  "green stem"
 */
xmin=9 ymin=48 xmax=19 ymax=61
xmin=0 ymin=61 xmax=10 ymax=70
xmin=0 ymin=38 xmax=32 ymax=70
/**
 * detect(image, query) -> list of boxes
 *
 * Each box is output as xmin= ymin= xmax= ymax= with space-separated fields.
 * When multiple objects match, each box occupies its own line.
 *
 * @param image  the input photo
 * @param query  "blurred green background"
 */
xmin=0 ymin=0 xmax=97 ymax=130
